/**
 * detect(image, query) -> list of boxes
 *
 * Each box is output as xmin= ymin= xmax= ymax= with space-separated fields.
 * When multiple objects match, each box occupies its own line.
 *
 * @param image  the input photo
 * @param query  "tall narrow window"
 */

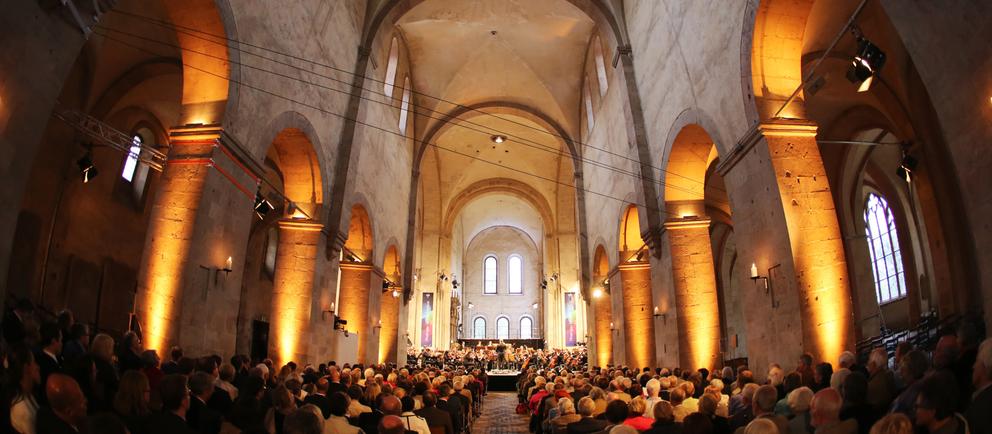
xmin=508 ymin=255 xmax=522 ymax=294
xmin=594 ymin=37 xmax=609 ymax=97
xmin=264 ymin=226 xmax=278 ymax=277
xmin=383 ymin=38 xmax=399 ymax=97
xmin=122 ymin=135 xmax=141 ymax=182
xmin=484 ymin=256 xmax=497 ymax=294
xmin=864 ymin=193 xmax=907 ymax=304
xmin=520 ymin=317 xmax=532 ymax=339
xmin=584 ymin=81 xmax=595 ymax=134
xmin=496 ymin=317 xmax=509 ymax=340
xmin=399 ymin=77 xmax=411 ymax=134
xmin=473 ymin=317 xmax=486 ymax=339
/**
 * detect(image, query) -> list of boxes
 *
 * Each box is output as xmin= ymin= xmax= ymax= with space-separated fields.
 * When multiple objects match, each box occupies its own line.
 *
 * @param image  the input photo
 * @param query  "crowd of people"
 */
xmin=2 ymin=297 xmax=990 ymax=434
xmin=515 ymin=327 xmax=991 ymax=434
xmin=406 ymin=345 xmax=587 ymax=372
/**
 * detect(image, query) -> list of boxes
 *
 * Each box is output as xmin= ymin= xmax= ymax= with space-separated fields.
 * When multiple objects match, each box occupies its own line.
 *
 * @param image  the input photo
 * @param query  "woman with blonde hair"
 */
xmin=364 ymin=382 xmax=382 ymax=408
xmin=113 ymin=370 xmax=151 ymax=432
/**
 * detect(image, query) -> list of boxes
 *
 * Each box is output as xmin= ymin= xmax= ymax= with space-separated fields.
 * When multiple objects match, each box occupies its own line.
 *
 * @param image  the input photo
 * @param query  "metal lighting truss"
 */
xmin=54 ymin=109 xmax=167 ymax=172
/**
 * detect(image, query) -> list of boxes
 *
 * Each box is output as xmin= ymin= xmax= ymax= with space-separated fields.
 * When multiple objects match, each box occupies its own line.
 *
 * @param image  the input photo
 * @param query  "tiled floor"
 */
xmin=472 ymin=392 xmax=531 ymax=434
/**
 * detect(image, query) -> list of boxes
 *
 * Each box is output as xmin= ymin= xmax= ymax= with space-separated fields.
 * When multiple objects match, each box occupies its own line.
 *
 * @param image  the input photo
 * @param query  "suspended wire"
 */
xmin=92 ymin=27 xmax=719 ymax=222
xmin=93 ymin=23 xmax=733 ymax=207
xmin=103 ymin=8 xmax=732 ymax=196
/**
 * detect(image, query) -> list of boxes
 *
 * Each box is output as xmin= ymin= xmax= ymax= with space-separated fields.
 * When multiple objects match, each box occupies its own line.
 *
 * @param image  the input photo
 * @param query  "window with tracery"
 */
xmin=864 ymin=193 xmax=907 ymax=304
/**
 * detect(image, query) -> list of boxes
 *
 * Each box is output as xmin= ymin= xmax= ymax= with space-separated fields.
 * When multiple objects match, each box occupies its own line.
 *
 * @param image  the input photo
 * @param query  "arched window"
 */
xmin=124 ymin=127 xmax=154 ymax=201
xmin=584 ymin=80 xmax=595 ymax=134
xmin=864 ymin=193 xmax=907 ymax=304
xmin=593 ymin=37 xmax=609 ymax=97
xmin=122 ymin=134 xmax=142 ymax=182
xmin=484 ymin=256 xmax=497 ymax=294
xmin=399 ymin=77 xmax=411 ymax=134
xmin=508 ymin=255 xmax=522 ymax=294
xmin=264 ymin=226 xmax=278 ymax=277
xmin=520 ymin=317 xmax=532 ymax=339
xmin=383 ymin=38 xmax=399 ymax=97
xmin=473 ymin=317 xmax=486 ymax=339
xmin=496 ymin=317 xmax=509 ymax=340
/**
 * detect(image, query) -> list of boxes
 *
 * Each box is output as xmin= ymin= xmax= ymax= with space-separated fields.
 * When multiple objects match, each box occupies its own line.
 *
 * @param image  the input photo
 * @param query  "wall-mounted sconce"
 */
xmin=467 ymin=302 xmax=474 ymax=309
xmin=653 ymin=306 xmax=667 ymax=323
xmin=321 ymin=302 xmax=336 ymax=320
xmin=609 ymin=322 xmax=616 ymax=331
xmin=373 ymin=320 xmax=382 ymax=331
xmin=592 ymin=288 xmax=604 ymax=299
xmin=532 ymin=303 xmax=539 ymax=310
xmin=750 ymin=262 xmax=769 ymax=289
xmin=439 ymin=272 xmax=448 ymax=282
xmin=451 ymin=276 xmax=459 ymax=289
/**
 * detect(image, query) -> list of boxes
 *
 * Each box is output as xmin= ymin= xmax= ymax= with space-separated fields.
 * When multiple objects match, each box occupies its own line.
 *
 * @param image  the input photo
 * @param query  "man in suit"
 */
xmin=188 ymin=372 xmax=223 ymax=434
xmin=416 ymin=391 xmax=455 ymax=434
xmin=567 ymin=397 xmax=608 ymax=434
xmin=436 ymin=384 xmax=465 ymax=434
xmin=146 ymin=374 xmax=197 ymax=434
xmin=966 ymin=338 xmax=992 ymax=434
xmin=36 ymin=321 xmax=63 ymax=401
xmin=2 ymin=298 xmax=33 ymax=346
xmin=359 ymin=394 xmax=403 ymax=434
xmin=162 ymin=346 xmax=183 ymax=375
xmin=328 ymin=367 xmax=348 ymax=396
xmin=305 ymin=377 xmax=333 ymax=418
xmin=37 ymin=374 xmax=87 ymax=434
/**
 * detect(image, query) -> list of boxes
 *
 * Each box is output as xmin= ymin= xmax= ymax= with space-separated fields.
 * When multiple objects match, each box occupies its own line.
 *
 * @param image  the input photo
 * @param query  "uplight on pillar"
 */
xmin=270 ymin=219 xmax=323 ymax=365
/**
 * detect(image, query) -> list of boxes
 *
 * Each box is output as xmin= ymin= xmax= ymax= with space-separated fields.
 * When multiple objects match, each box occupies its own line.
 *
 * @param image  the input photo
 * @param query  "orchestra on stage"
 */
xmin=405 ymin=341 xmax=588 ymax=373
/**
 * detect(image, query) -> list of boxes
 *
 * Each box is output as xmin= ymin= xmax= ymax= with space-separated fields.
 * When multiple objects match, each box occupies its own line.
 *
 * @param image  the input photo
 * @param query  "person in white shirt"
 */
xmin=398 ymin=396 xmax=431 ymax=434
xmin=8 ymin=346 xmax=41 ymax=434
xmin=644 ymin=379 xmax=663 ymax=419
xmin=216 ymin=363 xmax=239 ymax=400
xmin=327 ymin=391 xmax=365 ymax=434
xmin=345 ymin=386 xmax=372 ymax=418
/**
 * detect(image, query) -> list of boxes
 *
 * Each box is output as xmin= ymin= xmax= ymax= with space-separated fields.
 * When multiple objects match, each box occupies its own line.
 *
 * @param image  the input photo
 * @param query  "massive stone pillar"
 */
xmin=593 ymin=293 xmax=613 ymax=367
xmin=135 ymin=125 xmax=256 ymax=356
xmin=619 ymin=261 xmax=656 ymax=369
xmin=339 ymin=262 xmax=372 ymax=363
xmin=719 ymin=119 xmax=853 ymax=371
xmin=665 ymin=218 xmax=722 ymax=370
xmin=379 ymin=290 xmax=399 ymax=364
xmin=270 ymin=219 xmax=322 ymax=365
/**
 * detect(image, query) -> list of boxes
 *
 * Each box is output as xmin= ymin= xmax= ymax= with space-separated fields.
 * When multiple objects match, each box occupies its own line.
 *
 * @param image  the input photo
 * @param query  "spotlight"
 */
xmin=77 ymin=153 xmax=98 ymax=183
xmin=452 ymin=279 xmax=460 ymax=289
xmin=846 ymin=35 xmax=886 ymax=93
xmin=439 ymin=273 xmax=448 ymax=281
xmin=540 ymin=279 xmax=548 ymax=290
xmin=532 ymin=303 xmax=539 ymax=310
xmin=382 ymin=281 xmax=391 ymax=290
xmin=592 ymin=288 xmax=603 ymax=298
xmin=635 ymin=250 xmax=646 ymax=261
xmin=254 ymin=193 xmax=274 ymax=220
xmin=490 ymin=135 xmax=506 ymax=144
xmin=896 ymin=143 xmax=918 ymax=184
xmin=392 ymin=289 xmax=400 ymax=298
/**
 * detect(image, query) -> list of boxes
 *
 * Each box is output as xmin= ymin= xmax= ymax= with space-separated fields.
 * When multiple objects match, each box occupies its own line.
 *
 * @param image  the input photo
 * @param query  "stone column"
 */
xmin=665 ymin=218 xmax=722 ymax=370
xmin=619 ymin=261 xmax=656 ymax=369
xmin=270 ymin=219 xmax=322 ymax=366
xmin=338 ymin=262 xmax=372 ymax=363
xmin=718 ymin=119 xmax=853 ymax=371
xmin=135 ymin=125 xmax=256 ymax=356
xmin=379 ymin=289 xmax=400 ymax=364
xmin=593 ymin=292 xmax=613 ymax=367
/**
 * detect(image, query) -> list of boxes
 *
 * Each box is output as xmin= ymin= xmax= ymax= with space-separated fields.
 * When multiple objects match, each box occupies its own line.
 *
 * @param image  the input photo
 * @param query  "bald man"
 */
xmin=37 ymin=373 xmax=87 ymax=434
xmin=379 ymin=415 xmax=407 ymax=434
xmin=810 ymin=388 xmax=857 ymax=434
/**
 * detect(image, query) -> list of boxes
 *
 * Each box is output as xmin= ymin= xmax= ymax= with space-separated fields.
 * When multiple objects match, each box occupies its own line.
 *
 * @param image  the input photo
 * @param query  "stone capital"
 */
xmin=663 ymin=217 xmax=712 ymax=230
xmin=717 ymin=118 xmax=819 ymax=176
xmin=277 ymin=219 xmax=324 ymax=232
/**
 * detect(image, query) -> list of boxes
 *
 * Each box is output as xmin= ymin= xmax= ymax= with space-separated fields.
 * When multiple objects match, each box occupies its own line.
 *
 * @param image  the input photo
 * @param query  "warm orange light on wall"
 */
xmin=665 ymin=219 xmax=721 ymax=370
xmin=271 ymin=220 xmax=322 ymax=365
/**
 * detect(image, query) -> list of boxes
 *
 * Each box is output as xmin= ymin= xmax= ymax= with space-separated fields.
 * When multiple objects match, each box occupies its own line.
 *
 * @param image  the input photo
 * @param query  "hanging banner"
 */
xmin=421 ymin=292 xmax=434 ymax=347
xmin=564 ymin=292 xmax=577 ymax=347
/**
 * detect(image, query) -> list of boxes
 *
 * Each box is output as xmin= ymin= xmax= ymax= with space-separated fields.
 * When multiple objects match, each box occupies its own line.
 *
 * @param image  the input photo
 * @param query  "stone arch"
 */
xmin=618 ymin=204 xmax=643 ymax=254
xmin=660 ymin=123 xmax=722 ymax=218
xmin=442 ymin=178 xmax=557 ymax=238
xmin=339 ymin=202 xmax=376 ymax=363
xmin=260 ymin=112 xmax=326 ymax=219
xmin=379 ymin=244 xmax=402 ymax=363
xmin=344 ymin=204 xmax=375 ymax=262
xmin=160 ymin=0 xmax=241 ymax=125
xmin=745 ymin=0 xmax=817 ymax=122
xmin=89 ymin=58 xmax=183 ymax=120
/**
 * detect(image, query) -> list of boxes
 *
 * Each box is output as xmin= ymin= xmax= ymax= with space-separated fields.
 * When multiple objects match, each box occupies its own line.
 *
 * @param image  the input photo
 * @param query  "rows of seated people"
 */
xmin=517 ymin=330 xmax=991 ymax=434
xmin=1 ymin=301 xmax=490 ymax=434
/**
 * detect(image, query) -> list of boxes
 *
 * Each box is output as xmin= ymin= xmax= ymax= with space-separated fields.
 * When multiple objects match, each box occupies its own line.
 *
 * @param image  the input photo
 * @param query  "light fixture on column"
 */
xmin=653 ymin=306 xmax=667 ymax=322
xmin=540 ymin=279 xmax=548 ymax=290
xmin=439 ymin=272 xmax=448 ymax=282
xmin=549 ymin=273 xmax=559 ymax=282
xmin=321 ymin=302 xmax=336 ymax=320
xmin=467 ymin=302 xmax=474 ymax=309
xmin=77 ymin=152 xmax=98 ymax=183
xmin=451 ymin=276 xmax=459 ymax=289
xmin=532 ymin=303 xmax=539 ymax=310
xmin=749 ymin=262 xmax=768 ymax=289
xmin=287 ymin=202 xmax=310 ymax=220
xmin=846 ymin=29 xmax=886 ymax=93
xmin=592 ymin=288 xmax=603 ymax=298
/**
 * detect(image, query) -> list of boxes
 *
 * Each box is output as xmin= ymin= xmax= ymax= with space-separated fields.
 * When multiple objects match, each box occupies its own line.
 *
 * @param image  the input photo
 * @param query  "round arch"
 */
xmin=442 ymin=178 xmax=557 ymax=238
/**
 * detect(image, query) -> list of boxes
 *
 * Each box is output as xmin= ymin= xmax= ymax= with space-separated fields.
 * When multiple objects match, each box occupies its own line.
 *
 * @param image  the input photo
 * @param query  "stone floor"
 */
xmin=472 ymin=392 xmax=531 ymax=434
